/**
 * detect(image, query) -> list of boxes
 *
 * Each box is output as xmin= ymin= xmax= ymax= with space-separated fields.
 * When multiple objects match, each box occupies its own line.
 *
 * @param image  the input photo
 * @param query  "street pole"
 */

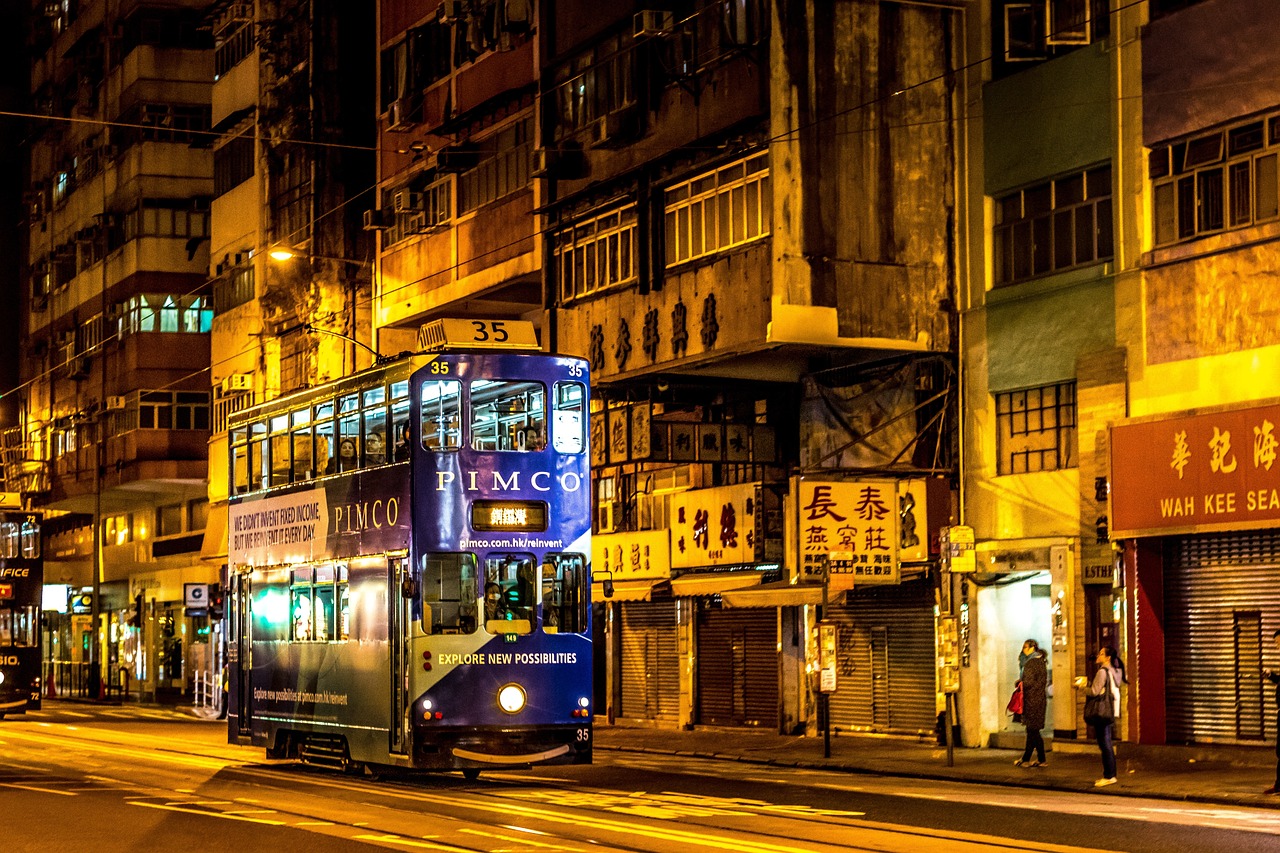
xmin=822 ymin=560 xmax=830 ymax=759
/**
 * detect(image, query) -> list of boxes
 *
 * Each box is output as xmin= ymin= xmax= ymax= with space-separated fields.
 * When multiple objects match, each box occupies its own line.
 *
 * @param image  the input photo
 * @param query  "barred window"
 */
xmin=119 ymin=294 xmax=212 ymax=335
xmin=213 ymin=266 xmax=255 ymax=314
xmin=457 ymin=119 xmax=531 ymax=214
xmin=665 ymin=152 xmax=770 ymax=267
xmin=1151 ymin=117 xmax=1280 ymax=247
xmin=214 ymin=135 xmax=254 ymax=197
xmin=995 ymin=381 xmax=1077 ymax=475
xmin=215 ymin=20 xmax=254 ymax=78
xmin=994 ymin=165 xmax=1112 ymax=286
xmin=554 ymin=205 xmax=638 ymax=301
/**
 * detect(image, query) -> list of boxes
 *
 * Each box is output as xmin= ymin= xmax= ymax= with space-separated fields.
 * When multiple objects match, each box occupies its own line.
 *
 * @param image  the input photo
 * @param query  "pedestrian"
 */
xmin=216 ymin=663 xmax=228 ymax=721
xmin=1075 ymin=645 xmax=1125 ymax=787
xmin=1014 ymin=639 xmax=1048 ymax=768
xmin=1263 ymin=629 xmax=1280 ymax=795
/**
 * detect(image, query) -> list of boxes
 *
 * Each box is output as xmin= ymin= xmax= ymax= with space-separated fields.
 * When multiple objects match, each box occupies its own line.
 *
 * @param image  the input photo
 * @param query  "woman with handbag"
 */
xmin=1014 ymin=640 xmax=1049 ymax=767
xmin=1075 ymin=646 xmax=1125 ymax=787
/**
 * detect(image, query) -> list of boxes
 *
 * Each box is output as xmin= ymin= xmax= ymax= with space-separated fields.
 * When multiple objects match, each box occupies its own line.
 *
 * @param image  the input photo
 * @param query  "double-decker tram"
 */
xmin=225 ymin=320 xmax=593 ymax=777
xmin=0 ymin=512 xmax=43 ymax=719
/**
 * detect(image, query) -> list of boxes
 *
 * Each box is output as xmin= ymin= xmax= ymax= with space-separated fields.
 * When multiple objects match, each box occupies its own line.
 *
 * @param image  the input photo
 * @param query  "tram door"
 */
xmin=232 ymin=572 xmax=252 ymax=737
xmin=390 ymin=557 xmax=410 ymax=755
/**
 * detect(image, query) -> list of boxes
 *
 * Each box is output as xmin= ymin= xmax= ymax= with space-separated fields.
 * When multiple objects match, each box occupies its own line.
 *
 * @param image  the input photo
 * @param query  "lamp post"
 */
xmin=268 ymin=244 xmax=378 ymax=368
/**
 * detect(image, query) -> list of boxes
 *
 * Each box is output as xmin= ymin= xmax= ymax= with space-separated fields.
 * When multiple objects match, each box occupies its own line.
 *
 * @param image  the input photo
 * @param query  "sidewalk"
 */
xmin=593 ymin=723 xmax=1280 ymax=809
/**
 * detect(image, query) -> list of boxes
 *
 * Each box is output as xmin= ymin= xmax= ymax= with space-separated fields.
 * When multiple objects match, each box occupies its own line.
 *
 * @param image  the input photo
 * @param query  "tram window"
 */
xmin=293 ymin=428 xmax=313 ymax=479
xmin=313 ymin=584 xmax=333 ymax=641
xmin=291 ymin=407 xmax=310 ymax=428
xmin=20 ymin=519 xmax=39 ymax=559
xmin=484 ymin=554 xmax=535 ymax=634
xmin=421 ymin=380 xmax=462 ymax=451
xmin=552 ymin=382 xmax=586 ymax=454
xmin=291 ymin=585 xmax=314 ymax=641
xmin=337 ymin=413 xmax=360 ymax=472
xmin=270 ymin=432 xmax=291 ymax=486
xmin=390 ymin=398 xmax=410 ymax=462
xmin=0 ymin=523 xmax=18 ymax=559
xmin=541 ymin=553 xmax=586 ymax=633
xmin=249 ymin=435 xmax=267 ymax=490
xmin=364 ymin=416 xmax=387 ymax=466
xmin=470 ymin=380 xmax=546 ymax=452
xmin=0 ymin=606 xmax=37 ymax=646
xmin=317 ymin=404 xmax=337 ymax=471
xmin=337 ymin=564 xmax=350 ymax=641
xmin=421 ymin=552 xmax=478 ymax=635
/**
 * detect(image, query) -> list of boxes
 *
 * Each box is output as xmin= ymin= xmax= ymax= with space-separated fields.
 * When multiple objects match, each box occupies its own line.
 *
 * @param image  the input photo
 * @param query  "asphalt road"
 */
xmin=2 ymin=702 xmax=1278 ymax=853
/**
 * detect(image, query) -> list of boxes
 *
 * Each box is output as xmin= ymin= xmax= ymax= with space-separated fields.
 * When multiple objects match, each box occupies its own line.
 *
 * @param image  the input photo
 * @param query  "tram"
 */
xmin=225 ymin=320 xmax=593 ymax=776
xmin=0 ymin=512 xmax=43 ymax=719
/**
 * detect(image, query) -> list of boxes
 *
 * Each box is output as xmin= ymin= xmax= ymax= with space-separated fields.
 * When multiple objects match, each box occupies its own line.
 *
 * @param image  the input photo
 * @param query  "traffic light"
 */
xmin=208 ymin=583 xmax=225 ymax=621
xmin=127 ymin=592 xmax=143 ymax=629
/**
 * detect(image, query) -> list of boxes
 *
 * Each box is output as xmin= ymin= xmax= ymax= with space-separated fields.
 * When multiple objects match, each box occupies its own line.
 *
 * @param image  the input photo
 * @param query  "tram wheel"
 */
xmin=462 ymin=768 xmax=481 ymax=781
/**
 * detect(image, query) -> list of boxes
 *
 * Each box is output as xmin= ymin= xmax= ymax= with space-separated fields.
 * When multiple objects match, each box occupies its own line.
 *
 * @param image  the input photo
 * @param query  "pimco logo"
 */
xmin=333 ymin=498 xmax=401 ymax=534
xmin=434 ymin=470 xmax=583 ymax=493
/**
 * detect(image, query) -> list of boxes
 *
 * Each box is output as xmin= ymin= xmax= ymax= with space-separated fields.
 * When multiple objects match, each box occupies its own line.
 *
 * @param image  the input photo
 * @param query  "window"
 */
xmin=1151 ymin=117 xmax=1280 ymax=246
xmin=994 ymin=166 xmax=1112 ymax=286
xmin=385 ymin=177 xmax=451 ymax=246
xmin=995 ymin=381 xmax=1077 ymax=475
xmin=484 ymin=553 xmax=535 ymax=634
xmin=0 ymin=605 xmax=37 ymax=647
xmin=552 ymin=382 xmax=586 ymax=454
xmin=380 ymin=21 xmax=452 ymax=114
xmin=0 ymin=522 xmax=21 ymax=558
xmin=421 ymin=379 xmax=462 ymax=450
xmin=104 ymin=513 xmax=133 ymax=546
xmin=213 ymin=266 xmax=254 ymax=314
xmin=541 ymin=553 xmax=586 ymax=633
xmin=157 ymin=504 xmax=184 ymax=537
xmin=121 ymin=103 xmax=212 ymax=145
xmin=214 ymin=135 xmax=254 ymax=197
xmin=998 ymin=0 xmax=1110 ymax=66
xmin=290 ymin=563 xmax=349 ymax=643
xmin=470 ymin=380 xmax=546 ymax=452
xmin=457 ymin=118 xmax=532 ymax=214
xmin=551 ymin=33 xmax=637 ymax=140
xmin=362 ymin=386 xmax=388 ymax=466
xmin=270 ymin=147 xmax=312 ymax=247
xmin=421 ymin=552 xmax=479 ymax=635
xmin=117 ymin=390 xmax=211 ymax=433
xmin=554 ymin=205 xmax=638 ymax=301
xmin=124 ymin=200 xmax=210 ymax=242
xmin=214 ymin=17 xmax=254 ymax=78
xmin=665 ymin=152 xmax=771 ymax=266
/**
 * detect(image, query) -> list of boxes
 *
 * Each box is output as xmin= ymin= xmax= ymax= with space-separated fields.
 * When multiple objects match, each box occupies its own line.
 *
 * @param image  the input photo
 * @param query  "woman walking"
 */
xmin=1077 ymin=646 xmax=1125 ymax=787
xmin=1014 ymin=640 xmax=1049 ymax=767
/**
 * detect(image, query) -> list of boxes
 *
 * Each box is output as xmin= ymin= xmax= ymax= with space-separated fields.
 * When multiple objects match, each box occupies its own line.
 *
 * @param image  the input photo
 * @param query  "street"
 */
xmin=1 ymin=703 xmax=1278 ymax=852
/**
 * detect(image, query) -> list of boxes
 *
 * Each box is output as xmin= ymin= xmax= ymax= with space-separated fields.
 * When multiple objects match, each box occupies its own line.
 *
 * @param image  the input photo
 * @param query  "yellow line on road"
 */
xmin=457 ymin=826 xmax=590 ymax=852
xmin=0 ymin=782 xmax=77 ymax=796
xmin=128 ymin=800 xmax=287 ymax=826
xmin=350 ymin=834 xmax=458 ymax=850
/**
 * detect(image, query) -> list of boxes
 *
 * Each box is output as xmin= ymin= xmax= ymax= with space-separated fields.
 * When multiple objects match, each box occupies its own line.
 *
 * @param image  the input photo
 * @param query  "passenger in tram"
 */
xmin=328 ymin=437 xmax=357 ymax=473
xmin=365 ymin=431 xmax=387 ymax=465
xmin=484 ymin=582 xmax=504 ymax=621
xmin=393 ymin=422 xmax=412 ymax=462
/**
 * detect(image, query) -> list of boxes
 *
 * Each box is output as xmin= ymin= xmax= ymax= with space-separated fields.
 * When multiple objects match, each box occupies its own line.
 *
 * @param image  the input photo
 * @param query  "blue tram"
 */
xmin=0 ymin=512 xmax=43 ymax=719
xmin=225 ymin=320 xmax=592 ymax=776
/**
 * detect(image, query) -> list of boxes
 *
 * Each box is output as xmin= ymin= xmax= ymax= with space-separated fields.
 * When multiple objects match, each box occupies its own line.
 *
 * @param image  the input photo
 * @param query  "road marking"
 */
xmin=128 ymin=800 xmax=287 ymax=826
xmin=0 ymin=782 xmax=77 ymax=796
xmin=350 ymin=834 xmax=457 ymax=850
xmin=458 ymin=826 xmax=590 ymax=852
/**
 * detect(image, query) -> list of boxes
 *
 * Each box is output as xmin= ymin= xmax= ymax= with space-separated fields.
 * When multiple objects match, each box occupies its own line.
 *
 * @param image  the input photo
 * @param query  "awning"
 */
xmin=200 ymin=504 xmax=228 ymax=562
xmin=669 ymin=571 xmax=764 ymax=598
xmin=593 ymin=579 xmax=664 ymax=602
xmin=721 ymin=581 xmax=825 ymax=609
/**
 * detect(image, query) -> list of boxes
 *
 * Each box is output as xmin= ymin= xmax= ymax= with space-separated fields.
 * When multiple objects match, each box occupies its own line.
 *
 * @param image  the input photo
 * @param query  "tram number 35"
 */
xmin=576 ymin=728 xmax=590 ymax=742
xmin=469 ymin=320 xmax=509 ymax=343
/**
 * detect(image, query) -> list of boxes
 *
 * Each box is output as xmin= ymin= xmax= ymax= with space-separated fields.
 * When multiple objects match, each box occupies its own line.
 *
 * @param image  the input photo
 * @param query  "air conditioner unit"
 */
xmin=105 ymin=395 xmax=127 ymax=411
xmin=634 ymin=10 xmax=673 ymax=37
xmin=221 ymin=373 xmax=251 ymax=394
xmin=597 ymin=501 xmax=618 ymax=534
xmin=388 ymin=98 xmax=416 ymax=132
xmin=362 ymin=209 xmax=387 ymax=230
xmin=393 ymin=190 xmax=424 ymax=213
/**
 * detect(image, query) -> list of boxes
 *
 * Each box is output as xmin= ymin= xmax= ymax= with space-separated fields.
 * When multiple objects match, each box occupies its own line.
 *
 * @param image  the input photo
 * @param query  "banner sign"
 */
xmin=593 ymin=530 xmax=671 ymax=580
xmin=799 ymin=479 xmax=900 ymax=589
xmin=1111 ymin=401 xmax=1280 ymax=537
xmin=670 ymin=483 xmax=760 ymax=568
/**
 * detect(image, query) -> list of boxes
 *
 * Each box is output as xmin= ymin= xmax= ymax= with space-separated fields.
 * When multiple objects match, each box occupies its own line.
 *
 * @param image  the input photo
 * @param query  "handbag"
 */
xmin=1006 ymin=682 xmax=1024 ymax=716
xmin=1083 ymin=669 xmax=1115 ymax=724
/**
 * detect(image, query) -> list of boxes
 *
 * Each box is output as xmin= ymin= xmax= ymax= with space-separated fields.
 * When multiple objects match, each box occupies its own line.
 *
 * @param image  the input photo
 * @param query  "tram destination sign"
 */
xmin=1111 ymin=400 xmax=1280 ymax=537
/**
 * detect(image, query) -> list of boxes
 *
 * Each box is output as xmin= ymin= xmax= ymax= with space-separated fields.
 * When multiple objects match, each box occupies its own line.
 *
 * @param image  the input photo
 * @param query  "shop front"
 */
xmin=1112 ymin=400 xmax=1280 ymax=745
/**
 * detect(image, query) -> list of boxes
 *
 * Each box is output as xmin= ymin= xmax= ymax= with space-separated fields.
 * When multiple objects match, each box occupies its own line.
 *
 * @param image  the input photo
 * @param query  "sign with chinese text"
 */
xmin=940 ymin=525 xmax=976 ymax=573
xmin=1111 ymin=402 xmax=1280 ymax=536
xmin=670 ymin=483 xmax=760 ymax=569
xmin=799 ymin=480 xmax=900 ymax=589
xmin=592 ymin=530 xmax=671 ymax=581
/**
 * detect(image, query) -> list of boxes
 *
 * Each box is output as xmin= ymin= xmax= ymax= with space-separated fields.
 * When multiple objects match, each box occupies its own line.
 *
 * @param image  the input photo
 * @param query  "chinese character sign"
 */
xmin=799 ymin=480 xmax=900 ymax=587
xmin=591 ymin=531 xmax=671 ymax=580
xmin=1111 ymin=402 xmax=1280 ymax=536
xmin=670 ymin=483 xmax=759 ymax=568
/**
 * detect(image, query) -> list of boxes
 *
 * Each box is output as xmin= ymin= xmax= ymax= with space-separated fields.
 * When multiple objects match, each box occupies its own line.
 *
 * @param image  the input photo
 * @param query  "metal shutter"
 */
xmin=1166 ymin=530 xmax=1280 ymax=743
xmin=619 ymin=601 xmax=681 ymax=723
xmin=827 ymin=578 xmax=937 ymax=735
xmin=695 ymin=607 xmax=778 ymax=727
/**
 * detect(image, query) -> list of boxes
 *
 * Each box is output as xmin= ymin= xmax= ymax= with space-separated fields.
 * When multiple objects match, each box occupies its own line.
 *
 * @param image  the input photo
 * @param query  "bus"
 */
xmin=0 ymin=512 xmax=42 ymax=719
xmin=225 ymin=320 xmax=593 ymax=777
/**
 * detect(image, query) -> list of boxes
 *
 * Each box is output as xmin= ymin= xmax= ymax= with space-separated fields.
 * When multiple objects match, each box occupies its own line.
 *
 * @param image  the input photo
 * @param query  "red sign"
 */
xmin=1111 ymin=402 xmax=1280 ymax=537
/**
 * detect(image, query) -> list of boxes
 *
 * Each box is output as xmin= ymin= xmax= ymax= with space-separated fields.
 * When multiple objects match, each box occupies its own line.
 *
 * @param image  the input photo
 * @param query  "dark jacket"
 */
xmin=1268 ymin=670 xmax=1280 ymax=707
xmin=1020 ymin=653 xmax=1048 ymax=731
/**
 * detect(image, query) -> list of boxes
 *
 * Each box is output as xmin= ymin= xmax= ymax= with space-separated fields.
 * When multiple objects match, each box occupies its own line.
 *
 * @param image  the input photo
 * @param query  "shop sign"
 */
xmin=670 ymin=483 xmax=759 ymax=568
xmin=941 ymin=525 xmax=976 ymax=573
xmin=799 ymin=479 xmax=900 ymax=587
xmin=1111 ymin=401 xmax=1280 ymax=537
xmin=1081 ymin=544 xmax=1116 ymax=585
xmin=593 ymin=530 xmax=671 ymax=581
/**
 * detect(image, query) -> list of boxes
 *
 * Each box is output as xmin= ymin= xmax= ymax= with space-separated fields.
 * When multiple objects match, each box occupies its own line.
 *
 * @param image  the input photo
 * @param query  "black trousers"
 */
xmin=1021 ymin=727 xmax=1045 ymax=763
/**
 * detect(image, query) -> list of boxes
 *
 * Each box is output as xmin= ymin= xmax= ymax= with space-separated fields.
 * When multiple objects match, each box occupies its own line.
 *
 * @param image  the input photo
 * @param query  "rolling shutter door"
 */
xmin=827 ymin=578 xmax=936 ymax=735
xmin=696 ymin=607 xmax=778 ymax=727
xmin=1166 ymin=530 xmax=1280 ymax=744
xmin=619 ymin=601 xmax=681 ymax=724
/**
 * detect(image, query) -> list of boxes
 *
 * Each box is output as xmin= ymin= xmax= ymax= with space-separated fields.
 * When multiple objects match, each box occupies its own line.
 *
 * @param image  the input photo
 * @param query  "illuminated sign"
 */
xmin=417 ymin=319 xmax=540 ymax=352
xmin=0 ymin=583 xmax=12 ymax=600
xmin=471 ymin=500 xmax=548 ymax=532
xmin=798 ymin=479 xmax=900 ymax=590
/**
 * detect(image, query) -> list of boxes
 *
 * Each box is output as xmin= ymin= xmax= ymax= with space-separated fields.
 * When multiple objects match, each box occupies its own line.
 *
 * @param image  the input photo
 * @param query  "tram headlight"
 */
xmin=0 ymin=670 xmax=5 ymax=685
xmin=497 ymin=683 xmax=526 ymax=715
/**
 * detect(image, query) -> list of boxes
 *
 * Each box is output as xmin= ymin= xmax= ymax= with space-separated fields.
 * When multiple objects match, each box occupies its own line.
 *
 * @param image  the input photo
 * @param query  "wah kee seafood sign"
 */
xmin=1110 ymin=401 xmax=1280 ymax=537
